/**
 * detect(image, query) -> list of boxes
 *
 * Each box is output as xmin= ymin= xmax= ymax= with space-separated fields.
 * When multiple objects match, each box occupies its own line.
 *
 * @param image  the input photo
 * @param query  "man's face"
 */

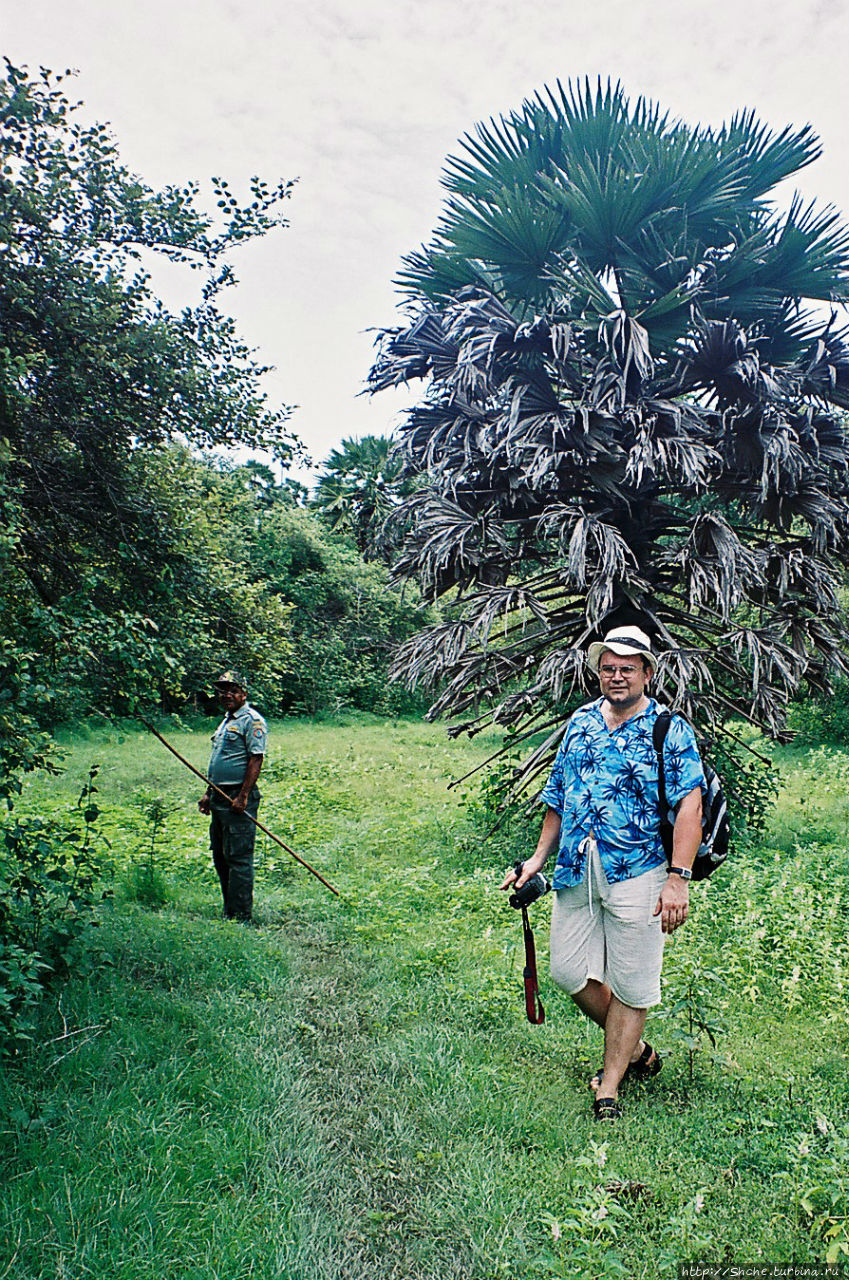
xmin=597 ymin=650 xmax=651 ymax=710
xmin=216 ymin=683 xmax=247 ymax=713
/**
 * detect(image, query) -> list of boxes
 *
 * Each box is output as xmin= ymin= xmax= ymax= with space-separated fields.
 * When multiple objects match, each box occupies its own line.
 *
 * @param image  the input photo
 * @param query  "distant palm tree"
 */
xmin=313 ymin=434 xmax=412 ymax=556
xmin=368 ymin=80 xmax=849 ymax=774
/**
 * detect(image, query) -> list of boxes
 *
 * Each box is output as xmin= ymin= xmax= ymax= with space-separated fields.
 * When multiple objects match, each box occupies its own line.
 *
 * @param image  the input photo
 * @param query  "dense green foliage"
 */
xmin=0 ymin=60 xmax=295 ymax=743
xmin=251 ymin=502 xmax=430 ymax=714
xmin=2 ymin=719 xmax=848 ymax=1273
xmin=790 ymin=676 xmax=849 ymax=747
xmin=0 ymin=64 xmax=425 ymax=772
xmin=369 ymin=80 xmax=849 ymax=762
xmin=0 ymin=767 xmax=109 ymax=1055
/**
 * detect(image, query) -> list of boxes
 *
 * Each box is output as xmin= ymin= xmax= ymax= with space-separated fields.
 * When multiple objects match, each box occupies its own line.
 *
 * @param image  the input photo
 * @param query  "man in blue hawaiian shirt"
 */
xmin=198 ymin=670 xmax=268 ymax=922
xmin=501 ymin=626 xmax=705 ymax=1120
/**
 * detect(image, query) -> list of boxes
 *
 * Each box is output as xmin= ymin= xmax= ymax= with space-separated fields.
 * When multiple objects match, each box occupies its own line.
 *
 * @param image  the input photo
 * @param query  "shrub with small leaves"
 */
xmin=0 ymin=766 xmax=111 ymax=1055
xmin=657 ymin=954 xmax=728 ymax=1083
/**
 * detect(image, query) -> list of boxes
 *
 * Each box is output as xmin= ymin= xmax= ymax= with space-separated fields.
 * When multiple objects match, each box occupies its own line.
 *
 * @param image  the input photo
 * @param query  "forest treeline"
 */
xmin=0 ymin=61 xmax=427 ymax=806
xmin=3 ymin=438 xmax=427 ymax=730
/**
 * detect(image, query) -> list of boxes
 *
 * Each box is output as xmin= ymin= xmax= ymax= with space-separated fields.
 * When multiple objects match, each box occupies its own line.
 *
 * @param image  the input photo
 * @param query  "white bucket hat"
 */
xmin=587 ymin=625 xmax=655 ymax=674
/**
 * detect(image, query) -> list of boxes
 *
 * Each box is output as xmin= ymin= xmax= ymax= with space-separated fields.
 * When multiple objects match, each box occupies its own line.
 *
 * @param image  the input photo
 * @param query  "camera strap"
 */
xmin=521 ymin=905 xmax=545 ymax=1024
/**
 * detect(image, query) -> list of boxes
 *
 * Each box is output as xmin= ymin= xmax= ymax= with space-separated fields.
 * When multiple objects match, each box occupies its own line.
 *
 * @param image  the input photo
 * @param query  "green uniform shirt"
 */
xmin=208 ymin=703 xmax=268 ymax=787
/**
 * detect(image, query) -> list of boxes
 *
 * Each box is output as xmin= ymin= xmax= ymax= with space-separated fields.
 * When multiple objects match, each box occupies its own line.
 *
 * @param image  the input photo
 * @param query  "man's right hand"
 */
xmin=500 ymin=808 xmax=561 ymax=892
xmin=198 ymin=793 xmax=211 ymax=815
xmin=499 ymin=852 xmax=546 ymax=893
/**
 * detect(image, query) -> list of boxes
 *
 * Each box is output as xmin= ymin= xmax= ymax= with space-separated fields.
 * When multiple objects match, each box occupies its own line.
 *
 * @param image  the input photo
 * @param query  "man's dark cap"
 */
xmin=213 ymin=669 xmax=248 ymax=691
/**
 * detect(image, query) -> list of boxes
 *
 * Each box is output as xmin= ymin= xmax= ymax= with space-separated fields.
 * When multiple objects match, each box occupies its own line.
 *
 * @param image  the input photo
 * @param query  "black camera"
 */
xmin=508 ymin=860 xmax=551 ymax=909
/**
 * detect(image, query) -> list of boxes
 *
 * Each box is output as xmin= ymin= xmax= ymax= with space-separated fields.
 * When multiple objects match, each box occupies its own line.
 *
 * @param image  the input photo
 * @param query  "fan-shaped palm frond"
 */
xmin=369 ymin=78 xmax=849 ymax=777
xmin=312 ymin=434 xmax=415 ymax=556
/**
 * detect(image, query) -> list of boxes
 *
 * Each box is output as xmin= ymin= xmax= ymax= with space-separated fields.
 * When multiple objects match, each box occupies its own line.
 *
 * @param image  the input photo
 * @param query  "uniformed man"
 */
xmin=198 ymin=670 xmax=268 ymax=922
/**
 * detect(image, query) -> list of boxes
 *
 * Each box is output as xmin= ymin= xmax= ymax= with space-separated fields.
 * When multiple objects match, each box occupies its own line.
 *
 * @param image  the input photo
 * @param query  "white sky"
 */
xmin=4 ymin=0 xmax=849 ymax=482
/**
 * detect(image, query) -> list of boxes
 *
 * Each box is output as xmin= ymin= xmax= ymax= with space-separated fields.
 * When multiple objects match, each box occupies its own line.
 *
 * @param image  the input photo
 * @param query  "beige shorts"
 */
xmin=549 ymin=836 xmax=667 ymax=1009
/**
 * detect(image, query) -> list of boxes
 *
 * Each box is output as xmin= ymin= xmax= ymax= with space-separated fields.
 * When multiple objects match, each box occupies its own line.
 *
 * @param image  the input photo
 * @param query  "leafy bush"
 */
xmin=0 ymin=767 xmax=111 ymax=1055
xmin=0 ymin=942 xmax=47 ymax=1055
xmin=790 ymin=679 xmax=849 ymax=747
xmin=707 ymin=734 xmax=779 ymax=838
xmin=0 ymin=636 xmax=58 ymax=806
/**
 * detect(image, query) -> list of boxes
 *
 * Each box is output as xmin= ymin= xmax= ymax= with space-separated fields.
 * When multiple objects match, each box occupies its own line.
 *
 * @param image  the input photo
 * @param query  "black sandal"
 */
xmin=629 ymin=1041 xmax=662 ymax=1080
xmin=593 ymin=1097 xmax=622 ymax=1121
xmin=589 ymin=1042 xmax=661 ymax=1090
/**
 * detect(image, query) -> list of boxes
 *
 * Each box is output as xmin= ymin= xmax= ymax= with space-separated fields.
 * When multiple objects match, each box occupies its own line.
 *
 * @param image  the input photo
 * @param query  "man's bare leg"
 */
xmin=595 ymin=995 xmax=647 ymax=1100
xmin=570 ymin=981 xmax=649 ymax=1092
xmin=570 ymin=977 xmax=611 ymax=1027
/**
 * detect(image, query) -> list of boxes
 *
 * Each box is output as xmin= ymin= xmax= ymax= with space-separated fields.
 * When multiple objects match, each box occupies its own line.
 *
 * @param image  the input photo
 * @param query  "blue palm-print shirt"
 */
xmin=540 ymin=698 xmax=705 ymax=889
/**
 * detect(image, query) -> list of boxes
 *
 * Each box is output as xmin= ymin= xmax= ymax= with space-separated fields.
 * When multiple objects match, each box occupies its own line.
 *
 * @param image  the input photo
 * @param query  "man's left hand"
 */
xmin=654 ymin=875 xmax=689 ymax=934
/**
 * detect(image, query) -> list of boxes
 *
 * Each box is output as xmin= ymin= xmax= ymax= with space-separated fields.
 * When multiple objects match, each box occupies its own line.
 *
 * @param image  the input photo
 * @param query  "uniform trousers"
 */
xmin=209 ymin=785 xmax=260 ymax=921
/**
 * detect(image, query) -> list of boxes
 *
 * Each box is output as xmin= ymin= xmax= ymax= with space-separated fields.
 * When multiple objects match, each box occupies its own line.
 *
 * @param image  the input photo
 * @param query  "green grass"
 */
xmin=3 ymin=717 xmax=849 ymax=1277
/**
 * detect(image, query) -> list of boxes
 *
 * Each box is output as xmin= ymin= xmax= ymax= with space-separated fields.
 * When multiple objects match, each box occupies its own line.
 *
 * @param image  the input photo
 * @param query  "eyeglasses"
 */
xmin=599 ymin=663 xmax=642 ymax=678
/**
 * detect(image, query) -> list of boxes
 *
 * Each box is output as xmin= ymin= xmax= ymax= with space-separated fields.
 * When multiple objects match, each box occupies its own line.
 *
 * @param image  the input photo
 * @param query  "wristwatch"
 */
xmin=667 ymin=866 xmax=693 ymax=881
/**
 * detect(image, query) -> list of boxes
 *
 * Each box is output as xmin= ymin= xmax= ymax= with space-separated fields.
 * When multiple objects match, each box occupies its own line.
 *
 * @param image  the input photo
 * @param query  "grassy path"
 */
xmin=3 ymin=717 xmax=849 ymax=1277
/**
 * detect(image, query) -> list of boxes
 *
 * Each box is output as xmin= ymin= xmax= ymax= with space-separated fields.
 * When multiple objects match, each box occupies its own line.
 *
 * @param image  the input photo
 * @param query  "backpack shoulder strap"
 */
xmin=652 ymin=709 xmax=673 ymax=752
xmin=652 ymin=711 xmax=673 ymax=814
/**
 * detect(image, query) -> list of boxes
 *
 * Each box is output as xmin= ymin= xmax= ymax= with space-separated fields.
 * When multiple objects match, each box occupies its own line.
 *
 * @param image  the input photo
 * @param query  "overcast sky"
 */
xmin=4 ymin=0 xmax=849 ymax=481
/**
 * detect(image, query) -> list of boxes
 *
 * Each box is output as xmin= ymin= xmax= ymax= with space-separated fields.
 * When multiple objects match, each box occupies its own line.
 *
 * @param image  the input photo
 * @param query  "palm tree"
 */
xmin=367 ymin=80 xmax=849 ymax=786
xmin=312 ymin=434 xmax=413 ymax=556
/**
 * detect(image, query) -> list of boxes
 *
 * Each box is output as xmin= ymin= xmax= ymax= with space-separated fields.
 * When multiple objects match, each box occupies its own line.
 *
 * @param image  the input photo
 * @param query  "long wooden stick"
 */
xmin=140 ymin=718 xmax=340 ymax=897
